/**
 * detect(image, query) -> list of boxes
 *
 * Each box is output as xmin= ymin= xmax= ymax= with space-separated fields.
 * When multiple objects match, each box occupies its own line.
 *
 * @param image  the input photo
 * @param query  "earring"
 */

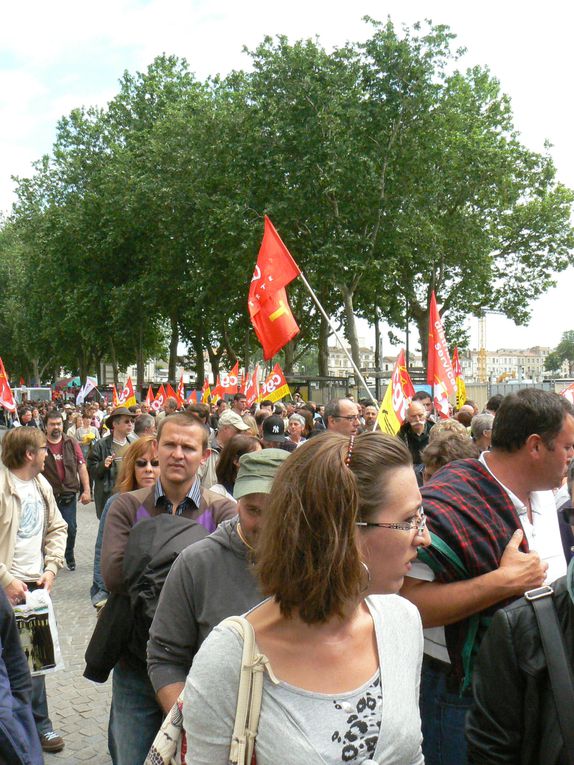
xmin=360 ymin=561 xmax=371 ymax=592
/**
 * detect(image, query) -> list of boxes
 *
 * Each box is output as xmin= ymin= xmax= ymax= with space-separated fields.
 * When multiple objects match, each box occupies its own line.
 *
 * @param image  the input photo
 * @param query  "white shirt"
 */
xmin=412 ymin=453 xmax=567 ymax=662
xmin=11 ymin=474 xmax=45 ymax=581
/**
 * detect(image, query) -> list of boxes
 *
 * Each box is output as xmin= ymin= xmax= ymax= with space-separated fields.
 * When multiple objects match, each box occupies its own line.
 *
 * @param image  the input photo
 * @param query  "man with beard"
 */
xmin=42 ymin=411 xmax=91 ymax=571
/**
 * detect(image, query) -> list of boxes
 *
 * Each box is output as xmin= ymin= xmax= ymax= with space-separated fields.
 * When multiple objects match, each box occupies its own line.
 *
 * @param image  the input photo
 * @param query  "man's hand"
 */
xmin=4 ymin=579 xmax=28 ymax=605
xmin=79 ymin=491 xmax=91 ymax=505
xmin=104 ymin=455 xmax=114 ymax=469
xmin=36 ymin=571 xmax=56 ymax=593
xmin=498 ymin=529 xmax=548 ymax=595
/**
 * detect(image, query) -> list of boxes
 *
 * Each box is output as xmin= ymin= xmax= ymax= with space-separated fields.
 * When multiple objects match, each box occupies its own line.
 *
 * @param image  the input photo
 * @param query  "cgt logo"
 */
xmin=262 ymin=374 xmax=282 ymax=394
xmin=221 ymin=374 xmax=238 ymax=388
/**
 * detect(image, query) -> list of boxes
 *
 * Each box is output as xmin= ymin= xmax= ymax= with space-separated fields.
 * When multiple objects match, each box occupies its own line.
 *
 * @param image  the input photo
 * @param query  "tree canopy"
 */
xmin=1 ymin=19 xmax=572 ymax=385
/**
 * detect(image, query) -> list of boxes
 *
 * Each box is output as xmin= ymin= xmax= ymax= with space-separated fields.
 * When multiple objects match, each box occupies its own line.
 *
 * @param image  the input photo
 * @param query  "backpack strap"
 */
xmin=417 ymin=532 xmax=487 ymax=694
xmin=525 ymin=586 xmax=574 ymax=765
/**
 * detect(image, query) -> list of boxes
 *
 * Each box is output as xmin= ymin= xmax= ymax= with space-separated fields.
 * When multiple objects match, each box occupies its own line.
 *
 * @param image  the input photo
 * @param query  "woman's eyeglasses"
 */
xmin=356 ymin=509 xmax=427 ymax=535
xmin=135 ymin=458 xmax=160 ymax=468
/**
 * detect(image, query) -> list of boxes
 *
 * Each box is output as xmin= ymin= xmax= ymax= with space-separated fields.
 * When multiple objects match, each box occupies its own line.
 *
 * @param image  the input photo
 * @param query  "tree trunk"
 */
xmin=207 ymin=346 xmax=222 ymax=382
xmin=374 ymin=311 xmax=381 ymax=401
xmin=339 ymin=284 xmax=361 ymax=383
xmin=318 ymin=313 xmax=330 ymax=377
xmin=109 ymin=340 xmax=119 ymax=388
xmin=31 ymin=358 xmax=39 ymax=388
xmin=283 ymin=339 xmax=295 ymax=374
xmin=168 ymin=316 xmax=179 ymax=382
xmin=191 ymin=333 xmax=205 ymax=388
xmin=243 ymin=329 xmax=251 ymax=377
xmin=136 ymin=327 xmax=145 ymax=390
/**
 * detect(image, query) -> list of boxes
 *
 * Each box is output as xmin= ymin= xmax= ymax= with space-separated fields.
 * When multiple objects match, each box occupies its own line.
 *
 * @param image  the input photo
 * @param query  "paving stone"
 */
xmin=44 ymin=503 xmax=113 ymax=764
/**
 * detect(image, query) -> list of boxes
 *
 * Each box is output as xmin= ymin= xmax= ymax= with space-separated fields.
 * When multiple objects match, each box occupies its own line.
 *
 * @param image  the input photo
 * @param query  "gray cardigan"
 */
xmin=183 ymin=594 xmax=425 ymax=764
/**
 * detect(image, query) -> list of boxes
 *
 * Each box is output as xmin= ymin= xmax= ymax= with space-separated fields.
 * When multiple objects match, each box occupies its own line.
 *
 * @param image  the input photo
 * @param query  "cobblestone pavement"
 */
xmin=43 ymin=502 xmax=113 ymax=764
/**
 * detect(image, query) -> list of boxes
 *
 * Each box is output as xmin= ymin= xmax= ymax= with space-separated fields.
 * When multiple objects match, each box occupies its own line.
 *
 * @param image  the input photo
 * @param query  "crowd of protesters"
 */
xmin=1 ymin=385 xmax=573 ymax=765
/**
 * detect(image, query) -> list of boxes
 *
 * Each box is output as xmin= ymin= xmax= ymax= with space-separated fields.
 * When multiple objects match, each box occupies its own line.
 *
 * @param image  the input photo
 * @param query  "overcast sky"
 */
xmin=1 ymin=0 xmax=572 ymax=352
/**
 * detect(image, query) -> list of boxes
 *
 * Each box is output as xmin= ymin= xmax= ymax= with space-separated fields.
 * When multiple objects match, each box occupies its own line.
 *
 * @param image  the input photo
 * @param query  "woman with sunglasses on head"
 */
xmin=184 ymin=431 xmax=430 ymax=764
xmin=90 ymin=436 xmax=160 ymax=609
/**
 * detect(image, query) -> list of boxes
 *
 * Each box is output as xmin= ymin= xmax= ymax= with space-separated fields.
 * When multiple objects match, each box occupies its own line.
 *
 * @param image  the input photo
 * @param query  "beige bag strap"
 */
xmin=224 ymin=615 xmax=278 ymax=765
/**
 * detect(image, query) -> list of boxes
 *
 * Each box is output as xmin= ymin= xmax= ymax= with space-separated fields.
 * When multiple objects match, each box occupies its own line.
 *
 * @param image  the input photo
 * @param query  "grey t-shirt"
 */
xmin=273 ymin=669 xmax=382 ymax=763
xmin=184 ymin=594 xmax=424 ymax=765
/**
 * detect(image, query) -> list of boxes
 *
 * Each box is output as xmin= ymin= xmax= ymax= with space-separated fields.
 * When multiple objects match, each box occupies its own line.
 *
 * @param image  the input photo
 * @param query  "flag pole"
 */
xmin=297 ymin=272 xmax=378 ymax=406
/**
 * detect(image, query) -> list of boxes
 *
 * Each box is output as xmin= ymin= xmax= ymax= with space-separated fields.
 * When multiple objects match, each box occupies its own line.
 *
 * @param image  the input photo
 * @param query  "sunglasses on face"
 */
xmin=135 ymin=458 xmax=160 ymax=468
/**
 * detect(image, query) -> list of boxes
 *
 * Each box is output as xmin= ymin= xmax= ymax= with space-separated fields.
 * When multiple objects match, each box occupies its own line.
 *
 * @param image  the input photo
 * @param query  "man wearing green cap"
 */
xmin=147 ymin=448 xmax=289 ymax=712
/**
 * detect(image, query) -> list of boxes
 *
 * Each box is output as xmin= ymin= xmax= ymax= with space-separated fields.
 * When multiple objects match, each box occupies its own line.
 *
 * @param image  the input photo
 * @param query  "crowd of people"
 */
xmin=0 ymin=385 xmax=573 ymax=765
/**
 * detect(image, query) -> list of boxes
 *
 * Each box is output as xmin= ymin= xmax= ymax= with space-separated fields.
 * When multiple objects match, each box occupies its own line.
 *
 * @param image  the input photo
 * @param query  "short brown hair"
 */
xmin=156 ymin=412 xmax=208 ymax=450
xmin=1 ymin=428 xmax=46 ymax=470
xmin=256 ymin=431 xmax=412 ymax=624
xmin=422 ymin=432 xmax=478 ymax=478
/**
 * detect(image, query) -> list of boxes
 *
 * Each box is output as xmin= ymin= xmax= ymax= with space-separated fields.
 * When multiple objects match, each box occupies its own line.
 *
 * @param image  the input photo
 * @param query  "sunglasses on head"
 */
xmin=135 ymin=458 xmax=159 ymax=468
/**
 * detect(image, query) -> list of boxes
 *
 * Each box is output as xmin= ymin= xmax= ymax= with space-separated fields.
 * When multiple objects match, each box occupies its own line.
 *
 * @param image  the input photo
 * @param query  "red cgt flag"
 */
xmin=151 ymin=384 xmax=167 ymax=412
xmin=248 ymin=217 xmax=301 ymax=360
xmin=221 ymin=362 xmax=239 ymax=395
xmin=0 ymin=357 xmax=16 ymax=413
xmin=145 ymin=385 xmax=154 ymax=407
xmin=427 ymin=292 xmax=456 ymax=418
xmin=177 ymin=375 xmax=185 ymax=406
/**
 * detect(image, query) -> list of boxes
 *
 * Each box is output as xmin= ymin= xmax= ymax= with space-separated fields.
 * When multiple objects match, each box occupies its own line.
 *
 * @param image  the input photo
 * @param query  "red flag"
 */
xmin=112 ymin=385 xmax=119 ymax=408
xmin=560 ymin=383 xmax=574 ymax=405
xmin=145 ymin=385 xmax=154 ymax=406
xmin=244 ymin=366 xmax=260 ymax=408
xmin=151 ymin=384 xmax=167 ymax=412
xmin=259 ymin=364 xmax=291 ymax=403
xmin=19 ymin=376 xmax=25 ymax=386
xmin=376 ymin=350 xmax=415 ymax=434
xmin=166 ymin=383 xmax=180 ymax=407
xmin=248 ymin=217 xmax=301 ymax=360
xmin=177 ymin=374 xmax=185 ymax=406
xmin=427 ymin=292 xmax=456 ymax=417
xmin=221 ymin=362 xmax=239 ymax=394
xmin=0 ymin=358 xmax=16 ymax=413
xmin=211 ymin=375 xmax=225 ymax=402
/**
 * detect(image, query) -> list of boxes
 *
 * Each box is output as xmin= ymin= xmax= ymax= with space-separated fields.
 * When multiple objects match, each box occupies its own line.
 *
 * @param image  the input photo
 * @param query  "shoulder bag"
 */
xmin=144 ymin=615 xmax=270 ymax=765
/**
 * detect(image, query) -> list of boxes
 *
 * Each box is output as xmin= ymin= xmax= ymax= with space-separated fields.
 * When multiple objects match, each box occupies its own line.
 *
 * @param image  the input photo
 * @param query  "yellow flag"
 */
xmin=377 ymin=379 xmax=402 ymax=435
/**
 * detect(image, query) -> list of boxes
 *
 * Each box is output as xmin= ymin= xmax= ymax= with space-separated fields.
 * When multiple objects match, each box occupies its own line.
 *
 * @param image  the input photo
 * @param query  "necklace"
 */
xmin=236 ymin=521 xmax=254 ymax=551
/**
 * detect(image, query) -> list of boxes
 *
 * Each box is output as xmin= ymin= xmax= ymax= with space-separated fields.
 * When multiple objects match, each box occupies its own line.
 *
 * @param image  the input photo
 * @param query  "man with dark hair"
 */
xmin=412 ymin=390 xmax=434 ymax=419
xmin=231 ymin=393 xmax=247 ymax=416
xmin=324 ymin=398 xmax=360 ymax=436
xmin=485 ymin=393 xmax=503 ymax=415
xmin=0 ymin=427 xmax=67 ymax=753
xmin=42 ymin=410 xmax=91 ymax=571
xmin=259 ymin=399 xmax=274 ymax=414
xmin=401 ymin=389 xmax=574 ymax=765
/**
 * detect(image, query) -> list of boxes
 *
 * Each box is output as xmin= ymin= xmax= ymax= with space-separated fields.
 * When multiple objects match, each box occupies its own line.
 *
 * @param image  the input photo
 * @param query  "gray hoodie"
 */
xmin=147 ymin=516 xmax=262 ymax=693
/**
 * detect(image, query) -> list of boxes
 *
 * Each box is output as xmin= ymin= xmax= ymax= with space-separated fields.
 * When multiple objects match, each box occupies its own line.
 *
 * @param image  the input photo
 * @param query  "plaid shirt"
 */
xmin=420 ymin=458 xmax=527 ymax=683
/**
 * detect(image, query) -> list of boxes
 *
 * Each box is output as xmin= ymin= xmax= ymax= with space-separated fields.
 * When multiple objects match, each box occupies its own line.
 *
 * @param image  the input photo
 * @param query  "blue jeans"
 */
xmin=420 ymin=657 xmax=472 ymax=765
xmin=108 ymin=659 xmax=163 ymax=765
xmin=30 ymin=674 xmax=53 ymax=735
xmin=56 ymin=495 xmax=77 ymax=565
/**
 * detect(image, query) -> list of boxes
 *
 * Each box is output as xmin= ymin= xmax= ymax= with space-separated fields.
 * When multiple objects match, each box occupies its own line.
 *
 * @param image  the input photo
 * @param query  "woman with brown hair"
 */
xmin=210 ymin=433 xmax=261 ymax=501
xmin=91 ymin=436 xmax=160 ymax=607
xmin=184 ymin=431 xmax=430 ymax=764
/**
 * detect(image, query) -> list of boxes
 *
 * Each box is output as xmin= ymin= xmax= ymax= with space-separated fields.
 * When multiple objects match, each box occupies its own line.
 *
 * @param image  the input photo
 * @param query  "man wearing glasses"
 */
xmin=0 ymin=427 xmax=67 ymax=753
xmin=324 ymin=398 xmax=361 ymax=436
xmin=398 ymin=400 xmax=434 ymax=472
xmin=401 ymin=389 xmax=574 ymax=765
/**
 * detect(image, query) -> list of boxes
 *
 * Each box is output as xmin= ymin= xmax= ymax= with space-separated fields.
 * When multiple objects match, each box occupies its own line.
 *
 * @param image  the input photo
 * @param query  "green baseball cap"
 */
xmin=234 ymin=448 xmax=289 ymax=499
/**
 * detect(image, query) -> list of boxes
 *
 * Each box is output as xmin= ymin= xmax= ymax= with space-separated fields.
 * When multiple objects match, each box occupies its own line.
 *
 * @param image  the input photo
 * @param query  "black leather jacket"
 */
xmin=467 ymin=576 xmax=573 ymax=765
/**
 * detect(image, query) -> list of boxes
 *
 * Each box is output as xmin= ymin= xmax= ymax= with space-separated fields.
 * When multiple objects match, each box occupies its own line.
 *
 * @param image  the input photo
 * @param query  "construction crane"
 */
xmin=478 ymin=310 xmax=505 ymax=383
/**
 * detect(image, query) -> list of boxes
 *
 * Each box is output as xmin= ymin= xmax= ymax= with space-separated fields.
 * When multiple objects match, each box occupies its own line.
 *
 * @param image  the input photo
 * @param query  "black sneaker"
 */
xmin=40 ymin=730 xmax=65 ymax=752
xmin=66 ymin=560 xmax=76 ymax=571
